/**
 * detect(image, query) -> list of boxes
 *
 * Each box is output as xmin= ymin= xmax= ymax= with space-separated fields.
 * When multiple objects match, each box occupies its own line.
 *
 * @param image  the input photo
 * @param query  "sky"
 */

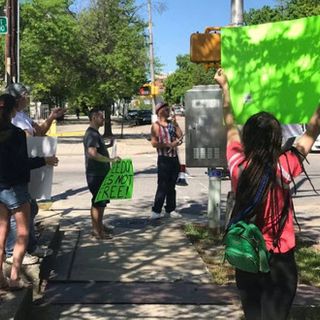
xmin=72 ymin=0 xmax=278 ymax=74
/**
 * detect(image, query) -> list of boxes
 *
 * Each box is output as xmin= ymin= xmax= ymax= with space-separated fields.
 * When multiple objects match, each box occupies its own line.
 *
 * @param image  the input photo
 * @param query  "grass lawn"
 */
xmin=184 ymin=223 xmax=320 ymax=287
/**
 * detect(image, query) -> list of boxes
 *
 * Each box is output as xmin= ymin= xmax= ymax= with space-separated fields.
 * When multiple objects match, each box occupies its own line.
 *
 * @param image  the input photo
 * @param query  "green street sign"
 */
xmin=0 ymin=16 xmax=8 ymax=35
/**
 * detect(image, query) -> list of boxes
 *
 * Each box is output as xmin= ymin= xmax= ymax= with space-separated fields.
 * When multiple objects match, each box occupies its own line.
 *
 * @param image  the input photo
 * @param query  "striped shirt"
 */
xmin=156 ymin=121 xmax=178 ymax=157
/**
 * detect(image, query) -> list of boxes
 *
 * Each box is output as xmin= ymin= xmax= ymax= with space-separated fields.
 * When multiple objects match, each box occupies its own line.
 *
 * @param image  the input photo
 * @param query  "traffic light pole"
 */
xmin=231 ymin=0 xmax=244 ymax=26
xmin=147 ymin=0 xmax=157 ymax=123
xmin=207 ymin=0 xmax=244 ymax=233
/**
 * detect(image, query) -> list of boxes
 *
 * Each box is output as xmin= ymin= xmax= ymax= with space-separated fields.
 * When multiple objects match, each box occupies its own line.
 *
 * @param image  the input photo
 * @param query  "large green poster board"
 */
xmin=221 ymin=15 xmax=320 ymax=124
xmin=95 ymin=159 xmax=134 ymax=202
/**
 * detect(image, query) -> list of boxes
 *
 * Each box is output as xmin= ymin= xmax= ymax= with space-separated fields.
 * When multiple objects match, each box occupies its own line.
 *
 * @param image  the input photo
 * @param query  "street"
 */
xmin=52 ymin=118 xmax=320 ymax=238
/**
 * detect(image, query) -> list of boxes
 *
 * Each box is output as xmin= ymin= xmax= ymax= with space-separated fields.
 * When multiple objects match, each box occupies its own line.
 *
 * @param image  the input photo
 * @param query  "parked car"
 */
xmin=135 ymin=109 xmax=152 ymax=125
xmin=126 ymin=109 xmax=139 ymax=120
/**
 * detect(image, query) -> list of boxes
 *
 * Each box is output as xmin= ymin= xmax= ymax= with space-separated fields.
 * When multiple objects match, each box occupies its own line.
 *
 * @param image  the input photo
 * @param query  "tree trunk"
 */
xmin=103 ymin=104 xmax=113 ymax=137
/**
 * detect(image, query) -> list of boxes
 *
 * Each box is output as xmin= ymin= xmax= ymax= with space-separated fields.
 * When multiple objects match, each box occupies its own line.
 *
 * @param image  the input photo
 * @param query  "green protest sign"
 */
xmin=221 ymin=15 xmax=320 ymax=124
xmin=95 ymin=159 xmax=134 ymax=202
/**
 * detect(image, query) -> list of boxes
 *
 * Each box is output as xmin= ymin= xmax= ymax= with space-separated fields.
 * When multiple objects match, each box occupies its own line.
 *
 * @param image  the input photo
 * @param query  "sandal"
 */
xmin=0 ymin=276 xmax=9 ymax=290
xmin=8 ymin=278 xmax=32 ymax=291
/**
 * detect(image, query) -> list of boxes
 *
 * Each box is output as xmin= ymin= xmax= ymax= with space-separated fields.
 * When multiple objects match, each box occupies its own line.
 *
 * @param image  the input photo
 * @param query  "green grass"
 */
xmin=184 ymin=223 xmax=320 ymax=287
xmin=296 ymin=239 xmax=320 ymax=287
xmin=184 ymin=223 xmax=235 ymax=284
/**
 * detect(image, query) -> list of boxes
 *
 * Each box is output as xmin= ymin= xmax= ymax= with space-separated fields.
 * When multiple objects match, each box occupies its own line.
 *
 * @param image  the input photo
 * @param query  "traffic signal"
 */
xmin=190 ymin=27 xmax=221 ymax=64
xmin=151 ymin=84 xmax=159 ymax=95
xmin=139 ymin=84 xmax=151 ymax=96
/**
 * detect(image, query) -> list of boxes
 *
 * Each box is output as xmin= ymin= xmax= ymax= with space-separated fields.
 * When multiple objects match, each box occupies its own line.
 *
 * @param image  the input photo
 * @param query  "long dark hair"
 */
xmin=232 ymin=112 xmax=283 ymax=226
xmin=0 ymin=94 xmax=16 ymax=130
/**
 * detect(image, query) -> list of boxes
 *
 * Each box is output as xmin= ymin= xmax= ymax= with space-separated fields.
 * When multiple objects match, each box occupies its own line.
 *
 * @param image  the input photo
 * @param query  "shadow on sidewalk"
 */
xmin=51 ymin=187 xmax=88 ymax=201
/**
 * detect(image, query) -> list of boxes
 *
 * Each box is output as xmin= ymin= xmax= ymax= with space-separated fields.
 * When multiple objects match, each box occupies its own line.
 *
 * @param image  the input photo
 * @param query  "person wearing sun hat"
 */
xmin=149 ymin=102 xmax=184 ymax=219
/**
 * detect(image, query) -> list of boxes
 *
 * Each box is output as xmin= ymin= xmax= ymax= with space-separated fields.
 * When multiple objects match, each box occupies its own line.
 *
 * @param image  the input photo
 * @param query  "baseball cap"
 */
xmin=155 ymin=102 xmax=168 ymax=114
xmin=5 ymin=83 xmax=30 ymax=99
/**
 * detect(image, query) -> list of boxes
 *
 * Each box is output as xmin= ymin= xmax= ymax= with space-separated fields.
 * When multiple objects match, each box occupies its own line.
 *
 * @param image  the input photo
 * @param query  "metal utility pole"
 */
xmin=5 ymin=0 xmax=18 ymax=85
xmin=231 ymin=0 xmax=244 ymax=26
xmin=147 ymin=0 xmax=157 ymax=122
xmin=207 ymin=0 xmax=244 ymax=233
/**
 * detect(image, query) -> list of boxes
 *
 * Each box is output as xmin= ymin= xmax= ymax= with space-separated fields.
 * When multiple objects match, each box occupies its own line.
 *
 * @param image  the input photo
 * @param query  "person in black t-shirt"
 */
xmin=83 ymin=108 xmax=120 ymax=240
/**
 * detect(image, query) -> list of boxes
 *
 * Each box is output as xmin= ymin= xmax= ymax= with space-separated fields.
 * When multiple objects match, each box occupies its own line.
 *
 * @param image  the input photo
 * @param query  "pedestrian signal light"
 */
xmin=139 ymin=84 xmax=151 ymax=96
xmin=190 ymin=27 xmax=221 ymax=64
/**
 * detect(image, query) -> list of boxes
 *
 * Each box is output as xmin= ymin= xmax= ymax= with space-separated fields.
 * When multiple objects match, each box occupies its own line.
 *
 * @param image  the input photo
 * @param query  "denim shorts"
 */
xmin=0 ymin=184 xmax=31 ymax=210
xmin=86 ymin=175 xmax=110 ymax=208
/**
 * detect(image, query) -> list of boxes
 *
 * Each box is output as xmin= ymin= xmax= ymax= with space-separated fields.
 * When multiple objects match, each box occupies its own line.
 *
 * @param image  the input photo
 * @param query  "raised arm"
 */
xmin=295 ymin=105 xmax=320 ymax=157
xmin=34 ymin=107 xmax=66 ymax=136
xmin=214 ymin=68 xmax=240 ymax=145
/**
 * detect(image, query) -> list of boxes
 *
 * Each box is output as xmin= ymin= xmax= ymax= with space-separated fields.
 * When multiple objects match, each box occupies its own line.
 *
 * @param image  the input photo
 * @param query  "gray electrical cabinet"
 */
xmin=185 ymin=85 xmax=227 ymax=168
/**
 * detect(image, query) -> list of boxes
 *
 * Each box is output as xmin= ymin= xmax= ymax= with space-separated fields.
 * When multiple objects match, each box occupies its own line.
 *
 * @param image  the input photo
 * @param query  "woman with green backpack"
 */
xmin=214 ymin=68 xmax=320 ymax=320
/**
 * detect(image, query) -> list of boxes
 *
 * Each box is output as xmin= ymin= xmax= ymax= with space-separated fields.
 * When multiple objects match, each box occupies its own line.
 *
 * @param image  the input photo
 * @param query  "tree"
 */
xmin=76 ymin=0 xmax=148 ymax=136
xmin=244 ymin=0 xmax=320 ymax=25
xmin=163 ymin=54 xmax=216 ymax=105
xmin=19 ymin=0 xmax=82 ymax=106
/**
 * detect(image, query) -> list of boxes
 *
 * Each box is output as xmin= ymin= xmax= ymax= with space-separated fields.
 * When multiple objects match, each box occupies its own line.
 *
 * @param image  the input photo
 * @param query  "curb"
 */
xmin=0 ymin=287 xmax=33 ymax=320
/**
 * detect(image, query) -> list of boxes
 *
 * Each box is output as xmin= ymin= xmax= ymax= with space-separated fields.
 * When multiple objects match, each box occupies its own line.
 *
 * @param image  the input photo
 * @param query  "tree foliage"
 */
xmin=1 ymin=0 xmax=149 ymax=120
xmin=163 ymin=55 xmax=216 ymax=104
xmin=244 ymin=0 xmax=320 ymax=25
xmin=75 ymin=0 xmax=148 ymax=135
xmin=20 ymin=0 xmax=81 ymax=105
xmin=76 ymin=0 xmax=147 ymax=107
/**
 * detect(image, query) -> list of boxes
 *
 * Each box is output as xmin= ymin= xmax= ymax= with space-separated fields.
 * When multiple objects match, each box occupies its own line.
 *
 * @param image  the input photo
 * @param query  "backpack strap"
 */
xmin=227 ymin=167 xmax=271 ymax=228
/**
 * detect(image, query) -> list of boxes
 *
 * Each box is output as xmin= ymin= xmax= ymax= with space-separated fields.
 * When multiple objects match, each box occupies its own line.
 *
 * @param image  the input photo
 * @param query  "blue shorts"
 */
xmin=86 ymin=175 xmax=109 ymax=208
xmin=0 ymin=184 xmax=31 ymax=210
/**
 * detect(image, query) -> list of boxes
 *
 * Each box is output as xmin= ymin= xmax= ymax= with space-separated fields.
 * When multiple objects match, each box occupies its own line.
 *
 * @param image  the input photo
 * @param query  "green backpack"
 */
xmin=223 ymin=169 xmax=272 ymax=273
xmin=224 ymin=220 xmax=270 ymax=273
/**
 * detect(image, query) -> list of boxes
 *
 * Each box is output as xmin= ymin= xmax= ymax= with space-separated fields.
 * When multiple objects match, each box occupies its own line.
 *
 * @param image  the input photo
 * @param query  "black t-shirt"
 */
xmin=0 ymin=124 xmax=45 ymax=187
xmin=83 ymin=127 xmax=110 ymax=176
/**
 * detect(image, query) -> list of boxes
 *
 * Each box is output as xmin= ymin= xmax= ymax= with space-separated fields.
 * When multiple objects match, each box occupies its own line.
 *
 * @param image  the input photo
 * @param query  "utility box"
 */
xmin=185 ymin=85 xmax=227 ymax=168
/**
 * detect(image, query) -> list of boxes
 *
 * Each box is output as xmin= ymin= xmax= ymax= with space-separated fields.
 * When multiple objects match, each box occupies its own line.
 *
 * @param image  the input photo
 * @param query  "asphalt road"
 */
xmin=51 ymin=117 xmax=320 ymax=232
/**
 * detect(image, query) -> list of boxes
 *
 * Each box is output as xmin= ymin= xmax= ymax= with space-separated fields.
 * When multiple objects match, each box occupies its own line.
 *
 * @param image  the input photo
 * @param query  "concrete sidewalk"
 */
xmin=39 ymin=126 xmax=320 ymax=319
xmin=36 ymin=123 xmax=245 ymax=319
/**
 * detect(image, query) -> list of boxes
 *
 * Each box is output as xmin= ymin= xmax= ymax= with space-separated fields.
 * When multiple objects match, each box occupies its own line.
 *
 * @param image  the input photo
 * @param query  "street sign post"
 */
xmin=0 ymin=16 xmax=8 ymax=34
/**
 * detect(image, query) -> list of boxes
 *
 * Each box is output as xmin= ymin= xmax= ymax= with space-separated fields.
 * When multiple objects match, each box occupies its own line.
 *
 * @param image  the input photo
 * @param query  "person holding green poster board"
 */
xmin=215 ymin=68 xmax=320 ymax=320
xmin=83 ymin=108 xmax=120 ymax=240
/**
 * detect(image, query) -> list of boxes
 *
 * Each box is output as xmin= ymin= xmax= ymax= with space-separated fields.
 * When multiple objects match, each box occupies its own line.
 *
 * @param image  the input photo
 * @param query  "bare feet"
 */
xmin=91 ymin=231 xmax=113 ymax=240
xmin=8 ymin=278 xmax=32 ymax=291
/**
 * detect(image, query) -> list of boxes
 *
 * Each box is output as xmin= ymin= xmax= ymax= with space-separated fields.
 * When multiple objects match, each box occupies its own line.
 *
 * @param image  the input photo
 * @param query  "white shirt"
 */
xmin=12 ymin=111 xmax=35 ymax=136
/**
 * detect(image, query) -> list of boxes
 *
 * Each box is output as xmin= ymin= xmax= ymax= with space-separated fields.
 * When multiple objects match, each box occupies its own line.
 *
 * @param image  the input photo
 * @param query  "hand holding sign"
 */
xmin=95 ymin=159 xmax=134 ymax=202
